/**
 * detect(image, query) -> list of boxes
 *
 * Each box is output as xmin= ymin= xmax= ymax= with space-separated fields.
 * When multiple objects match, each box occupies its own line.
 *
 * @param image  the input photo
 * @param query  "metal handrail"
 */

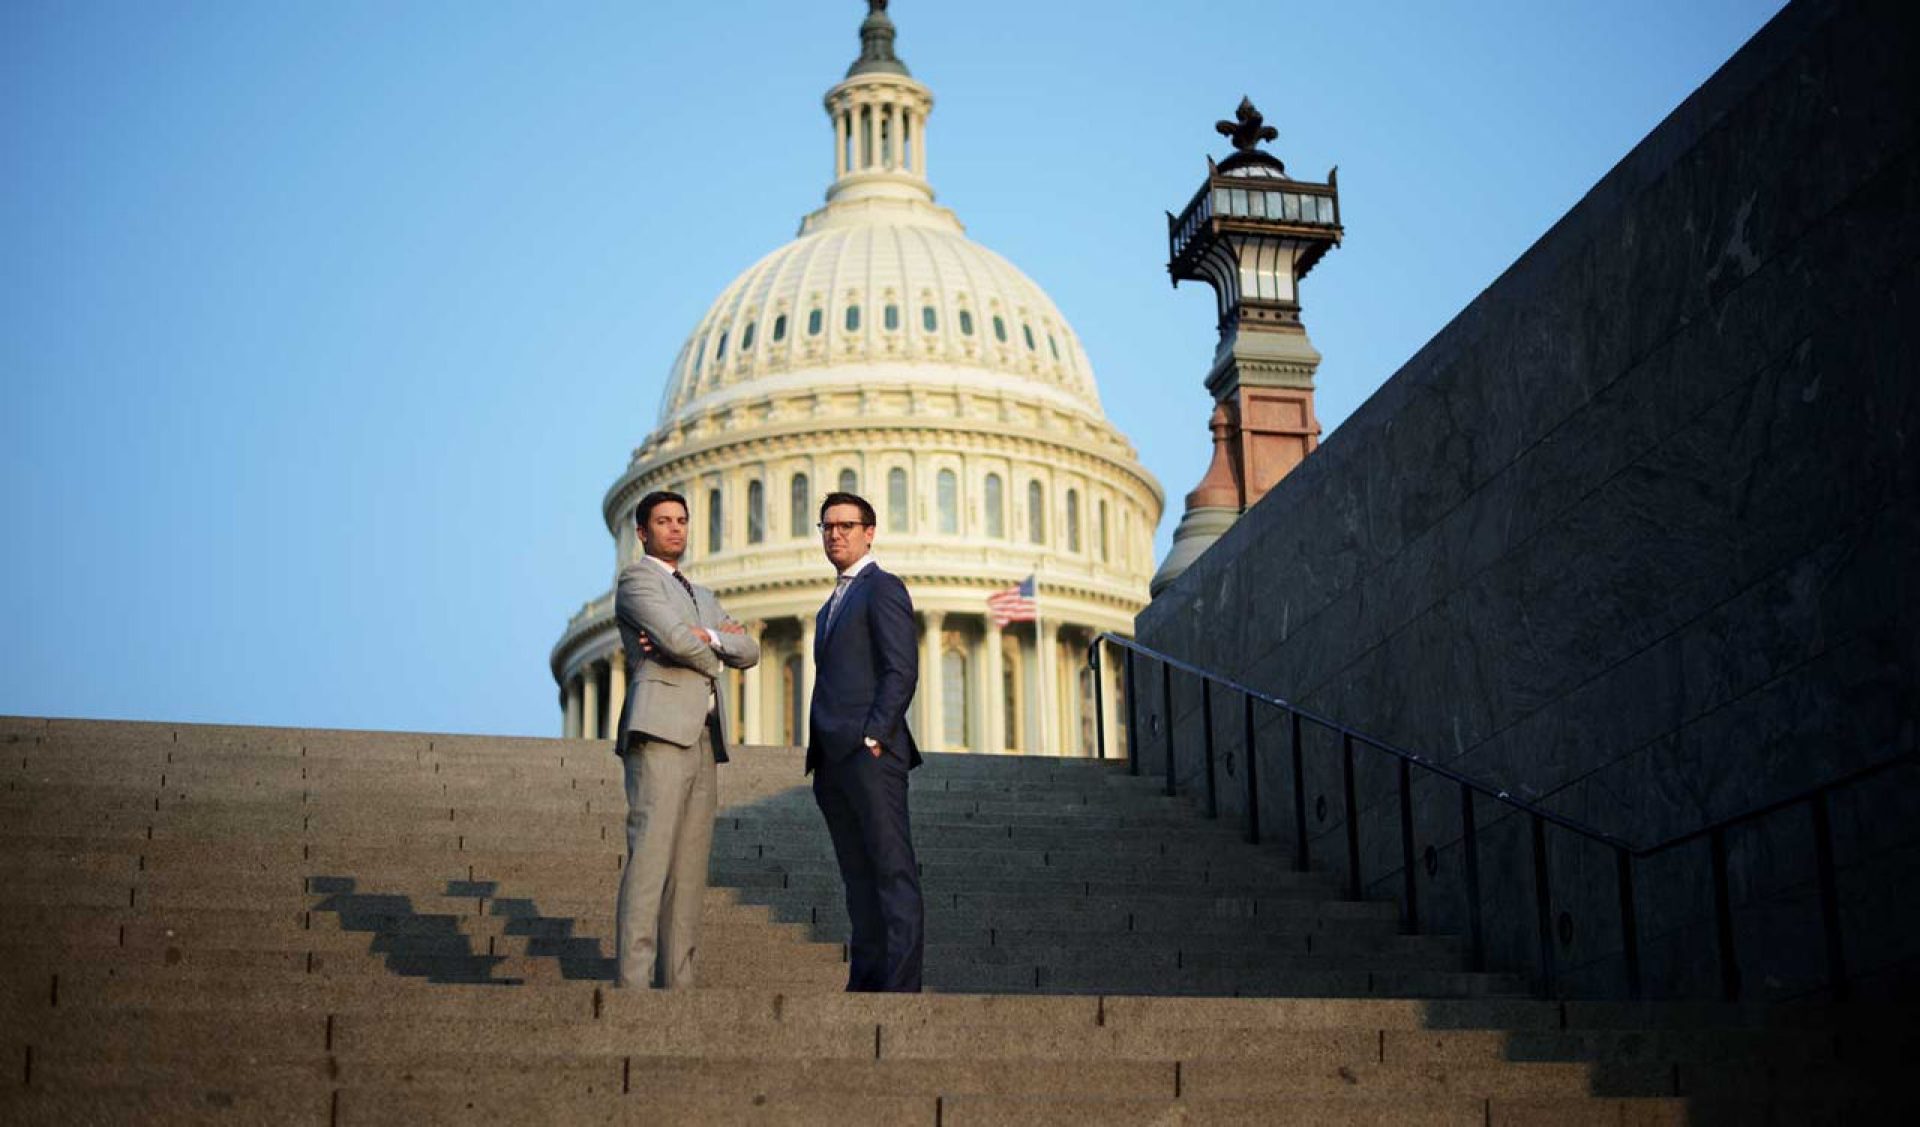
xmin=1095 ymin=634 xmax=1633 ymax=849
xmin=1087 ymin=631 xmax=1916 ymax=1002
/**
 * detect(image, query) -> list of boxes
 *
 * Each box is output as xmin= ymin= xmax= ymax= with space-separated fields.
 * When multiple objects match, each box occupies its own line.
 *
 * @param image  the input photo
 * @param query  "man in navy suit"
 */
xmin=807 ymin=491 xmax=924 ymax=992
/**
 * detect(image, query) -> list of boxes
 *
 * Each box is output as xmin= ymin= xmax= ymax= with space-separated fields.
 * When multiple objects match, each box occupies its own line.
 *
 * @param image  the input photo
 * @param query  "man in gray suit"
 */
xmin=612 ymin=490 xmax=759 ymax=989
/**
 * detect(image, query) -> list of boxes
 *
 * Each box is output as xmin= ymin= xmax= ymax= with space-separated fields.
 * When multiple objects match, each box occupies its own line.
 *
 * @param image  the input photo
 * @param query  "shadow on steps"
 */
xmin=308 ymin=876 xmax=609 ymax=984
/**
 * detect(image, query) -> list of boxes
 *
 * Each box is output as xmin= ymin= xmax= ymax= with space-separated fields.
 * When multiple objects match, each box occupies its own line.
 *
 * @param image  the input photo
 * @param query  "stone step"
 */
xmin=0 ymin=855 xmax=1352 ymax=914
xmin=727 ymin=808 xmax=1246 ymax=832
xmin=8 ymin=972 xmax=1884 ymax=1051
xmin=738 ymin=888 xmax=1399 ymax=931
xmin=331 ymin=1088 xmax=934 ymax=1126
xmin=0 ymin=971 xmax=599 ymax=1020
xmin=11 ymin=1000 xmax=1807 ymax=1071
xmin=924 ymin=964 xmax=1527 ymax=999
xmin=29 ymin=1052 xmax=1872 ymax=1115
xmin=0 ymin=798 xmax=1239 ymax=846
xmin=0 ymin=1086 xmax=333 ymax=1126
xmin=24 ymin=1083 xmax=1847 ymax=1127
xmin=298 ymin=877 xmax=1368 ymax=923
xmin=4 ymin=745 xmax=1132 ymax=776
xmin=932 ymin=1094 xmax=1677 ymax=1127
xmin=921 ymin=943 xmax=1469 ymax=974
xmin=0 ymin=773 xmax=1108 ymax=804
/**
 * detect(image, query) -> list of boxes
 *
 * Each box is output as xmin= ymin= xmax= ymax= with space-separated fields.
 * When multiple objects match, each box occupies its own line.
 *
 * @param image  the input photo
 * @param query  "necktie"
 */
xmin=824 ymin=573 xmax=852 ymax=633
xmin=672 ymin=570 xmax=717 ymax=713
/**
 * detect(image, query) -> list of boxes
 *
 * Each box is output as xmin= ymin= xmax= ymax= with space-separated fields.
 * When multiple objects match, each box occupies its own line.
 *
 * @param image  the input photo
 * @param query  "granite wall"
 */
xmin=1133 ymin=0 xmax=1917 ymax=1002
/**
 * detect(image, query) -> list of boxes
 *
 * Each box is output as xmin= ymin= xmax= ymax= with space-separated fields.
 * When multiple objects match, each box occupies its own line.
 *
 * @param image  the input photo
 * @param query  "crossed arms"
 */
xmin=615 ymin=564 xmax=758 ymax=679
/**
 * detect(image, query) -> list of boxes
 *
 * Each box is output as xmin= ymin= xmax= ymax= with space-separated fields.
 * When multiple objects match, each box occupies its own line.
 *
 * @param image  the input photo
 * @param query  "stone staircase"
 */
xmin=1 ymin=716 xmax=1907 ymax=1124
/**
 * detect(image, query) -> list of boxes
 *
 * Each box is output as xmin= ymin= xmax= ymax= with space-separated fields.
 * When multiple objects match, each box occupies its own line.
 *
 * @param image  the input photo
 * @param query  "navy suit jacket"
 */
xmin=806 ymin=562 xmax=922 ymax=775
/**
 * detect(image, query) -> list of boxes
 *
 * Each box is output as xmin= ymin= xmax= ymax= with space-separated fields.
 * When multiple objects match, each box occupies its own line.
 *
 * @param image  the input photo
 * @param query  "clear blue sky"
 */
xmin=1 ymin=0 xmax=1785 ymax=736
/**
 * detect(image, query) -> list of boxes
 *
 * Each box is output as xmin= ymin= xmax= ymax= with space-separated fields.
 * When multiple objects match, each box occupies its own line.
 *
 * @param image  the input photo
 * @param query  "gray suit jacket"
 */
xmin=613 ymin=558 xmax=759 ymax=758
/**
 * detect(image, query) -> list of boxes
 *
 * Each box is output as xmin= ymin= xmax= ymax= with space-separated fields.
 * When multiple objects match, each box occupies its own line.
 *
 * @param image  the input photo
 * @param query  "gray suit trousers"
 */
xmin=614 ymin=726 xmax=718 ymax=989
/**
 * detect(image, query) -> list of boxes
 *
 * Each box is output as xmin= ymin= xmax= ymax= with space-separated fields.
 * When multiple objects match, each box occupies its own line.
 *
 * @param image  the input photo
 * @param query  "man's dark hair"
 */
xmin=818 ymin=491 xmax=876 ymax=527
xmin=635 ymin=490 xmax=689 ymax=528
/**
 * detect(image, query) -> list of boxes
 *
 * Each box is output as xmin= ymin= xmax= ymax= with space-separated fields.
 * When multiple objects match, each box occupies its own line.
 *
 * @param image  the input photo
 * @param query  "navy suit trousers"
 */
xmin=811 ymin=749 xmax=923 ymax=992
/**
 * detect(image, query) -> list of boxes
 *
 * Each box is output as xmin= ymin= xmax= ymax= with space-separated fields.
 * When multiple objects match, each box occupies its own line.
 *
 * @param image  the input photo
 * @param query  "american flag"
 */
xmin=986 ymin=575 xmax=1038 ymax=626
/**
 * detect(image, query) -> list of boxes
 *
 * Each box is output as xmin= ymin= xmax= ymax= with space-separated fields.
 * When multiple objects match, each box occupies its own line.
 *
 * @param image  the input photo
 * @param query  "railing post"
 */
xmin=1710 ymin=827 xmax=1739 ymax=1002
xmin=1161 ymin=660 xmax=1176 ymax=797
xmin=1616 ymin=846 xmax=1641 ymax=1000
xmin=1531 ymin=814 xmax=1556 ymax=997
xmin=1398 ymin=758 xmax=1418 ymax=933
xmin=1342 ymin=733 xmax=1361 ymax=901
xmin=1090 ymin=639 xmax=1106 ymax=762
xmin=1242 ymin=691 xmax=1260 ymax=845
xmin=1461 ymin=784 xmax=1484 ymax=972
xmin=1290 ymin=711 xmax=1308 ymax=872
xmin=1810 ymin=791 xmax=1848 ymax=1002
xmin=1200 ymin=678 xmax=1217 ymax=819
xmin=1123 ymin=649 xmax=1139 ymax=777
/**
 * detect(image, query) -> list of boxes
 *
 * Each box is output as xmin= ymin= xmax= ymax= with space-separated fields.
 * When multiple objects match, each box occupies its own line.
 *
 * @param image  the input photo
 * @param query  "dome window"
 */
xmin=886 ymin=467 xmax=908 ymax=532
xmin=773 ymin=314 xmax=788 ymax=342
xmin=958 ymin=310 xmax=975 ymax=336
xmin=808 ymin=309 xmax=823 ymax=336
xmin=937 ymin=469 xmax=958 ymax=534
xmin=838 ymin=468 xmax=858 ymax=494
xmin=921 ymin=306 xmax=937 ymax=332
xmin=984 ymin=474 xmax=1005 ymax=538
xmin=1048 ymin=334 xmax=1059 ymax=359
xmin=741 ymin=322 xmax=756 ymax=351
xmin=747 ymin=480 xmax=765 ymax=545
xmin=789 ymin=473 xmax=810 ymax=538
xmin=715 ymin=331 xmax=728 ymax=360
xmin=845 ymin=305 xmax=861 ymax=332
xmin=993 ymin=315 xmax=1008 ymax=343
xmin=1026 ymin=480 xmax=1046 ymax=544
xmin=884 ymin=304 xmax=900 ymax=331
xmin=1022 ymin=324 xmax=1035 ymax=351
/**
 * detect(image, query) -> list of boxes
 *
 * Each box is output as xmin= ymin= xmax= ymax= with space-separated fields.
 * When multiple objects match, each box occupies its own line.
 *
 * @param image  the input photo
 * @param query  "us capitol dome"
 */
xmin=551 ymin=1 xmax=1163 ymax=755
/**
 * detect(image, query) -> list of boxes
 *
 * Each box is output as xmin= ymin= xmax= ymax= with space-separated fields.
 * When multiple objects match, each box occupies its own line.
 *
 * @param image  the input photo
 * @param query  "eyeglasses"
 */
xmin=816 ymin=520 xmax=872 ymax=537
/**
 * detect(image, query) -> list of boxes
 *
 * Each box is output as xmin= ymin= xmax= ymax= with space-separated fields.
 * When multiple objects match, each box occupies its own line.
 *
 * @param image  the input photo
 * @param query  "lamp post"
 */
xmin=1152 ymin=98 xmax=1344 ymax=595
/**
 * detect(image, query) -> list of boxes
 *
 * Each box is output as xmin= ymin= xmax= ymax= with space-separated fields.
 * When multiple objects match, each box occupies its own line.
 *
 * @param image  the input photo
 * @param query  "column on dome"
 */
xmin=1035 ymin=621 xmax=1058 ymax=756
xmin=1100 ymin=634 xmax=1123 ymax=762
xmin=742 ymin=620 xmax=765 ymax=744
xmin=981 ymin=621 xmax=1004 ymax=755
xmin=581 ymin=663 xmax=602 ymax=742
xmin=799 ymin=617 xmax=817 ymax=745
xmin=885 ymin=102 xmax=900 ymax=170
xmin=1068 ymin=628 xmax=1088 ymax=757
xmin=867 ymin=101 xmax=880 ymax=171
xmin=834 ymin=106 xmax=848 ymax=178
xmin=920 ymin=610 xmax=945 ymax=751
xmin=607 ymin=648 xmax=627 ymax=741
xmin=912 ymin=107 xmax=926 ymax=178
xmin=564 ymin=675 xmax=583 ymax=739
xmin=1070 ymin=627 xmax=1092 ymax=758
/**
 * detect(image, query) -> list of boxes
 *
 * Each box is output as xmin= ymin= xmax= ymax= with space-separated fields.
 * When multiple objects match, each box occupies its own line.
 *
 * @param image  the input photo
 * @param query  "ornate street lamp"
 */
xmin=1152 ymin=98 xmax=1344 ymax=595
